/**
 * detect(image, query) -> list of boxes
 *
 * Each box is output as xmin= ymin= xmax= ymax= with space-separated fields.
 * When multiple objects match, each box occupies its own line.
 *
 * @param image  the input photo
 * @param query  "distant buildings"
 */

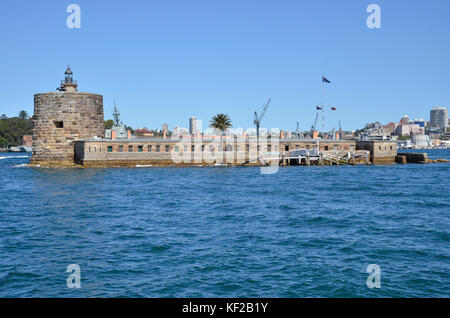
xmin=22 ymin=135 xmax=32 ymax=147
xmin=357 ymin=106 xmax=449 ymax=148
xmin=395 ymin=123 xmax=424 ymax=136
xmin=400 ymin=115 xmax=410 ymax=124
xmin=411 ymin=134 xmax=430 ymax=147
xmin=134 ymin=128 xmax=155 ymax=137
xmin=430 ymin=107 xmax=448 ymax=131
xmin=413 ymin=118 xmax=426 ymax=127
xmin=189 ymin=117 xmax=197 ymax=135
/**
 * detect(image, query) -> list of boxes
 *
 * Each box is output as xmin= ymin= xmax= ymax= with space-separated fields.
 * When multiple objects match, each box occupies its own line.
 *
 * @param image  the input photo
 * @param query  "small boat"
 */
xmin=8 ymin=146 xmax=32 ymax=152
xmin=8 ymin=146 xmax=22 ymax=152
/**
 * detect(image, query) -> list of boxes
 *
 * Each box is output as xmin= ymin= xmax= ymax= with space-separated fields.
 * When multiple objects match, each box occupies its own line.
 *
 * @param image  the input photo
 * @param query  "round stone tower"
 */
xmin=31 ymin=66 xmax=104 ymax=165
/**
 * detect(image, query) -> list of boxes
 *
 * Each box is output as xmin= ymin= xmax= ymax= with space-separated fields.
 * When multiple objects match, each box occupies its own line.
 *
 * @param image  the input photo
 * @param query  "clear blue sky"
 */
xmin=1 ymin=0 xmax=449 ymax=131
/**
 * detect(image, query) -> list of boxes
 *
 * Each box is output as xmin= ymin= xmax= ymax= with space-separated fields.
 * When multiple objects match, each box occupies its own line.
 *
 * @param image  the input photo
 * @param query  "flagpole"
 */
xmin=321 ymin=77 xmax=324 ymax=138
xmin=321 ymin=78 xmax=324 ymax=107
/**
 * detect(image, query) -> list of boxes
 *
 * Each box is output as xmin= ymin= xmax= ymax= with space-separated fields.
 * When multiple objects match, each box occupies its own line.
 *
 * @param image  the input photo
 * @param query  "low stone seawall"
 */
xmin=396 ymin=152 xmax=429 ymax=164
xmin=80 ymin=160 xmax=261 ymax=167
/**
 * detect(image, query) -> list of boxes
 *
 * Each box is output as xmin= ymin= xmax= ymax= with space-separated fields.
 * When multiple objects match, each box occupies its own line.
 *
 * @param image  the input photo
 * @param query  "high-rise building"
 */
xmin=400 ymin=115 xmax=410 ymax=124
xmin=189 ymin=116 xmax=197 ymax=135
xmin=430 ymin=107 xmax=448 ymax=130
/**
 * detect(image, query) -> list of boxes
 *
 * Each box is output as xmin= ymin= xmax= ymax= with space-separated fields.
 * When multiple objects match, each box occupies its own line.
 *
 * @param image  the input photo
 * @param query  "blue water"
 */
xmin=0 ymin=150 xmax=449 ymax=297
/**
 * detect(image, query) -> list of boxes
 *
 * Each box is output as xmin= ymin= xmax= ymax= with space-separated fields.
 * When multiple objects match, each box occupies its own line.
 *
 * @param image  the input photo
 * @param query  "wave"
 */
xmin=13 ymin=164 xmax=29 ymax=168
xmin=0 ymin=155 xmax=30 ymax=160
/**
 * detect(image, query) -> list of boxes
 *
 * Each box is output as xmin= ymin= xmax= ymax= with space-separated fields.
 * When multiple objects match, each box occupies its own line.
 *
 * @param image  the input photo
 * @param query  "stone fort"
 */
xmin=31 ymin=66 xmax=104 ymax=165
xmin=31 ymin=67 xmax=397 ymax=167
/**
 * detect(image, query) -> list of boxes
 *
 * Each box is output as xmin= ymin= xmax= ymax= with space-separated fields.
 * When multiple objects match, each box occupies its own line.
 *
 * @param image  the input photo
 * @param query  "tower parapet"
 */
xmin=31 ymin=66 xmax=104 ymax=165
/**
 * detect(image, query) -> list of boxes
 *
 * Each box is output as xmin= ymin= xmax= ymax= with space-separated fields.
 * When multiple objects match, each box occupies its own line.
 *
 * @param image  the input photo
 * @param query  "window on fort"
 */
xmin=184 ymin=145 xmax=188 ymax=152
xmin=156 ymin=145 xmax=160 ymax=152
xmin=191 ymin=145 xmax=195 ymax=152
xmin=236 ymin=145 xmax=240 ymax=151
xmin=379 ymin=146 xmax=382 ymax=150
xmin=306 ymin=145 xmax=310 ymax=149
xmin=53 ymin=121 xmax=63 ymax=128
xmin=390 ymin=146 xmax=393 ymax=150
xmin=165 ymin=145 xmax=170 ymax=152
xmin=268 ymin=145 xmax=271 ymax=152
xmin=128 ymin=145 xmax=133 ymax=152
xmin=119 ymin=145 xmax=123 ymax=152
xmin=148 ymin=145 xmax=152 ymax=152
xmin=210 ymin=145 xmax=214 ymax=152
xmin=175 ymin=146 xmax=179 ymax=152
xmin=201 ymin=145 xmax=205 ymax=152
xmin=334 ymin=145 xmax=338 ymax=151
xmin=246 ymin=144 xmax=249 ymax=151
xmin=285 ymin=145 xmax=289 ymax=151
xmin=107 ymin=146 xmax=112 ymax=153
xmin=138 ymin=146 xmax=143 ymax=152
xmin=351 ymin=145 xmax=355 ymax=151
xmin=324 ymin=146 xmax=329 ymax=151
xmin=226 ymin=145 xmax=232 ymax=151
xmin=257 ymin=145 xmax=260 ymax=152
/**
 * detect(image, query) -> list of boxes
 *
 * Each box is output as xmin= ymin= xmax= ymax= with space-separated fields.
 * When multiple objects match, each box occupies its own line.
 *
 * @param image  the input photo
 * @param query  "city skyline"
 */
xmin=1 ymin=0 xmax=449 ymax=131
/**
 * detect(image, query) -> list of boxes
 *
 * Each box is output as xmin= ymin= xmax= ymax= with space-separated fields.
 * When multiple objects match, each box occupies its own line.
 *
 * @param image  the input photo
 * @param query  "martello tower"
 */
xmin=31 ymin=66 xmax=105 ymax=165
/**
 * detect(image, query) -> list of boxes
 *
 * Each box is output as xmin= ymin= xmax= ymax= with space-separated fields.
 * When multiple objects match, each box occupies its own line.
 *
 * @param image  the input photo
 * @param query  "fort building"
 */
xmin=31 ymin=66 xmax=104 ymax=165
xmin=31 ymin=68 xmax=397 ymax=167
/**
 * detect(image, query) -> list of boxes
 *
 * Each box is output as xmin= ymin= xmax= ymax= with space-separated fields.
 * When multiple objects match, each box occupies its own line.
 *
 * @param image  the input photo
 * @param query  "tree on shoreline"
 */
xmin=19 ymin=110 xmax=29 ymax=120
xmin=0 ymin=116 xmax=33 ymax=147
xmin=209 ymin=114 xmax=232 ymax=134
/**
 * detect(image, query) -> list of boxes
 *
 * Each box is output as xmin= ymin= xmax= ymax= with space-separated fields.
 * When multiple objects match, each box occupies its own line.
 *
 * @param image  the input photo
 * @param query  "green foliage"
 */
xmin=0 ymin=136 xmax=7 ymax=148
xmin=104 ymin=119 xmax=114 ymax=130
xmin=19 ymin=110 xmax=29 ymax=120
xmin=124 ymin=125 xmax=134 ymax=134
xmin=209 ymin=114 xmax=232 ymax=133
xmin=0 ymin=117 xmax=33 ymax=147
xmin=398 ymin=135 xmax=411 ymax=141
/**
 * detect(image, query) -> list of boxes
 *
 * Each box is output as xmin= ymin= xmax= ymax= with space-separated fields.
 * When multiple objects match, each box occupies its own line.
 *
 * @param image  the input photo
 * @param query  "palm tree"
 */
xmin=210 ymin=114 xmax=232 ymax=153
xmin=209 ymin=114 xmax=232 ymax=134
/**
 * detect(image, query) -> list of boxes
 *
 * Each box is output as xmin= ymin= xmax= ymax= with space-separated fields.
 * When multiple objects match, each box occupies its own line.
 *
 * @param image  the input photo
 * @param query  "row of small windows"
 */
xmin=90 ymin=144 xmax=361 ymax=153
xmin=91 ymin=144 xmax=283 ymax=153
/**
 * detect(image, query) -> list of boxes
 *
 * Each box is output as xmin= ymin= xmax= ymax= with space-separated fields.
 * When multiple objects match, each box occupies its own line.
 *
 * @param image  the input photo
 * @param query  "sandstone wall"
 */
xmin=31 ymin=92 xmax=104 ymax=164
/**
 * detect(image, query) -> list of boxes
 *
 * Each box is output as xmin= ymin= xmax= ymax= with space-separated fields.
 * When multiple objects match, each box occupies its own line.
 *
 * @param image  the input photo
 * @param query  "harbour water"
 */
xmin=0 ymin=150 xmax=449 ymax=297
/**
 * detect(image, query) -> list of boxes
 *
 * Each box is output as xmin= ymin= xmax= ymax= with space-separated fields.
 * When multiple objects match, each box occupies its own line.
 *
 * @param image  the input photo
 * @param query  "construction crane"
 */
xmin=254 ymin=98 xmax=271 ymax=140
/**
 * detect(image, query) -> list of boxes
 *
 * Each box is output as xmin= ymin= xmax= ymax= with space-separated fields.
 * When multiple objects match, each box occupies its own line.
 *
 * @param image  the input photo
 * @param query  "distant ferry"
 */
xmin=8 ymin=146 xmax=32 ymax=152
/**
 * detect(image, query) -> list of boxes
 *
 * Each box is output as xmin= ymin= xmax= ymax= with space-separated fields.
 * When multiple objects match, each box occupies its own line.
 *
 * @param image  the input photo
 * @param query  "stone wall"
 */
xmin=31 ymin=92 xmax=104 ymax=165
xmin=74 ymin=139 xmax=359 ymax=167
xmin=356 ymin=140 xmax=397 ymax=163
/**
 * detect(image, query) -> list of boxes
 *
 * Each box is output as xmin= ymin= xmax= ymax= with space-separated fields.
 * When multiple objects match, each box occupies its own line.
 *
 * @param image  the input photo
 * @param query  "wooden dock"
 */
xmin=278 ymin=150 xmax=371 ymax=166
